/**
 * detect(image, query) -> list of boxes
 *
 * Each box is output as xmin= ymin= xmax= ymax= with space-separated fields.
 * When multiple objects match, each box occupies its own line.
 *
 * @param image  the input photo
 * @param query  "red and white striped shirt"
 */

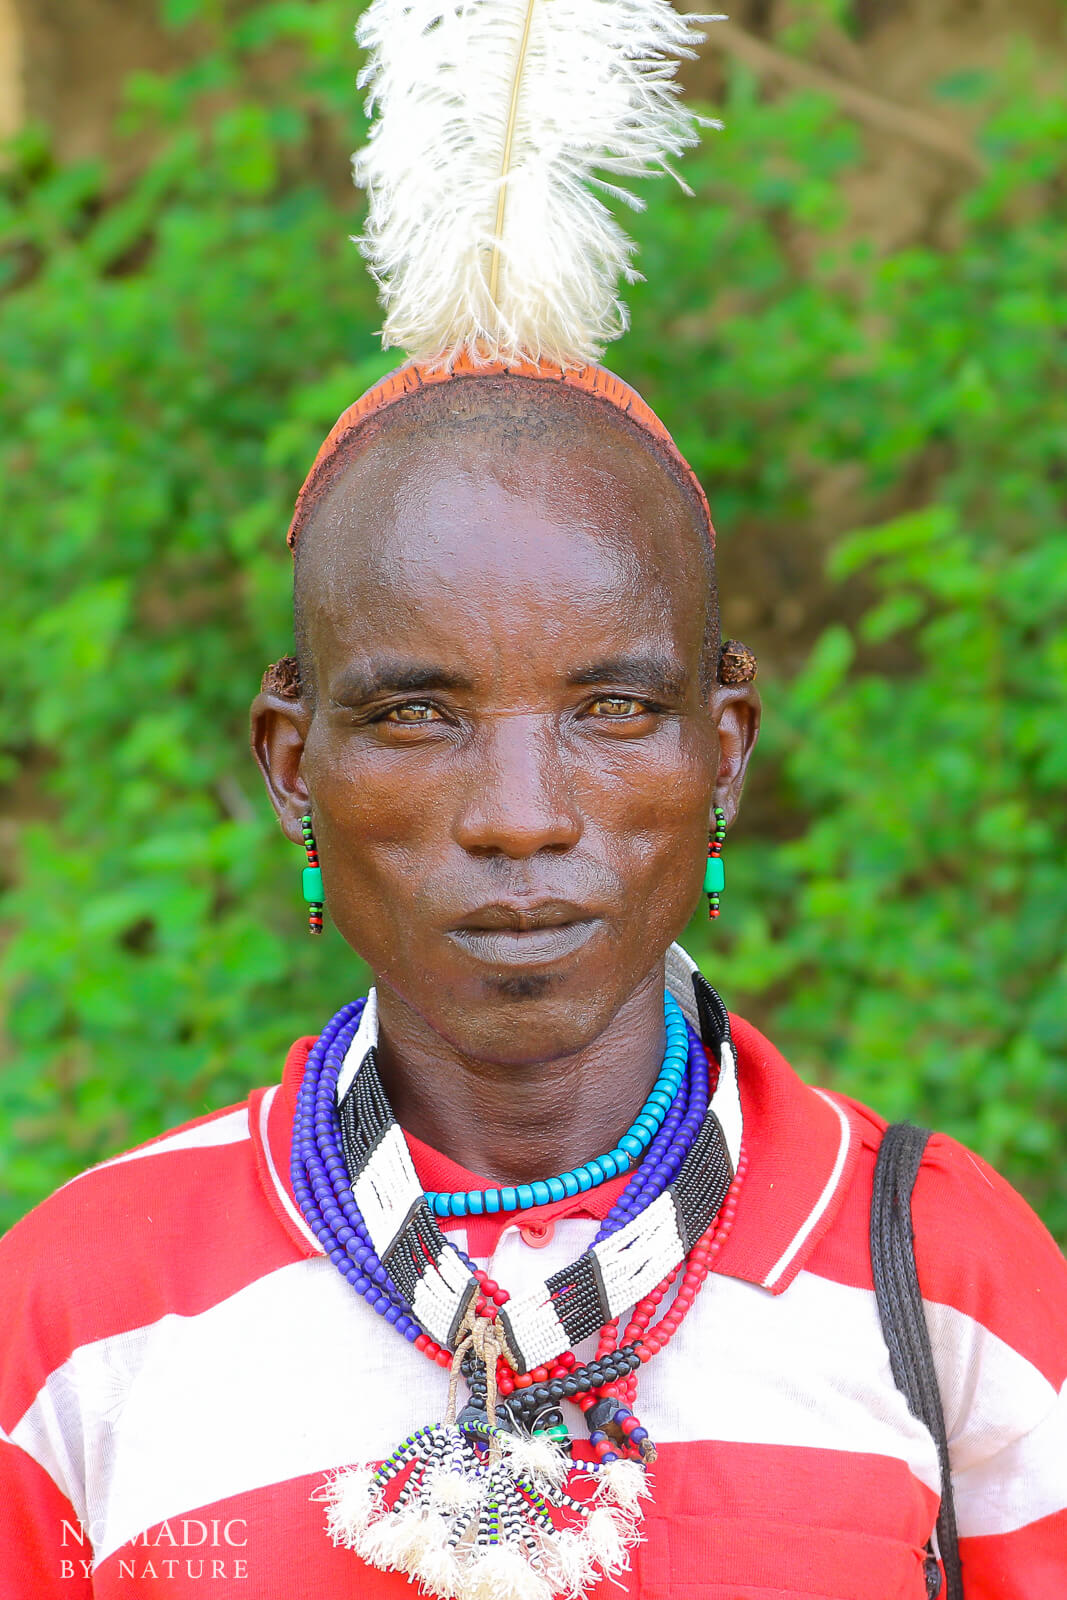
xmin=2 ymin=1011 xmax=1066 ymax=1598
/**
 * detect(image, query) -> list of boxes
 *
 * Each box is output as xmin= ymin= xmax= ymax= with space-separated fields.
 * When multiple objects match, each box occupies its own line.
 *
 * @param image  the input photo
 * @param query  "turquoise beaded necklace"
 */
xmin=424 ymin=990 xmax=690 ymax=1218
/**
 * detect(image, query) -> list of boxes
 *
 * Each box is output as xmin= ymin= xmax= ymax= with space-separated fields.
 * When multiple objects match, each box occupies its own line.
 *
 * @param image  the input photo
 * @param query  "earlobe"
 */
xmin=711 ymin=684 xmax=761 ymax=829
xmin=249 ymin=691 xmax=313 ymax=844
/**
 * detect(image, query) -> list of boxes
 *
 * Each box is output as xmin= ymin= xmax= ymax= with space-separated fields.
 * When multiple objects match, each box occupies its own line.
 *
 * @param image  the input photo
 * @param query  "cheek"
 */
xmin=579 ymin=733 xmax=715 ymax=907
xmin=591 ymin=723 xmax=714 ymax=827
xmin=321 ymin=760 xmax=438 ymax=845
xmin=303 ymin=711 xmax=447 ymax=827
xmin=299 ymin=728 xmax=454 ymax=929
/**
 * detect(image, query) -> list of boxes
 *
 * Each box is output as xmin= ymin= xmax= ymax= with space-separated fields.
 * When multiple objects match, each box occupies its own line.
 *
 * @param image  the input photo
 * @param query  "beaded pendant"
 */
xmin=318 ymin=1298 xmax=653 ymax=1598
xmin=320 ymin=1387 xmax=649 ymax=1600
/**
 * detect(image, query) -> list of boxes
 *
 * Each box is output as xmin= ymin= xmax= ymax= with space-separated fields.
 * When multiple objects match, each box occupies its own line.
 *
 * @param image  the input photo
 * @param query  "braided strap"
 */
xmin=870 ymin=1123 xmax=963 ymax=1600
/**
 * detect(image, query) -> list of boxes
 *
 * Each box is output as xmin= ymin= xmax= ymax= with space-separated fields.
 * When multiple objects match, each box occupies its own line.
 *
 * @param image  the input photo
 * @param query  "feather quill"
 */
xmin=353 ymin=0 xmax=723 ymax=369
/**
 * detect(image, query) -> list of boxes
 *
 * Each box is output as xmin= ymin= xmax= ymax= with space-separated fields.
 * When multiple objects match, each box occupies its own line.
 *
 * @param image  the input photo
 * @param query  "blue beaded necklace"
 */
xmin=289 ymin=991 xmax=711 ymax=1343
xmin=423 ymin=991 xmax=691 ymax=1218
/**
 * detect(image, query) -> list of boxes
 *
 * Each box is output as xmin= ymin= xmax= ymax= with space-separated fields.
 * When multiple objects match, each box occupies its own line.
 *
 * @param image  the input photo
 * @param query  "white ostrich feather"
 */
xmin=353 ymin=0 xmax=723 ymax=369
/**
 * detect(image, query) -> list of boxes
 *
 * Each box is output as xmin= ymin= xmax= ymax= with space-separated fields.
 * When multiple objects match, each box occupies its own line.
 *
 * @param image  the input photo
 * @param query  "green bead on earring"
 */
xmin=300 ymin=813 xmax=324 ymax=934
xmin=704 ymin=806 xmax=727 ymax=919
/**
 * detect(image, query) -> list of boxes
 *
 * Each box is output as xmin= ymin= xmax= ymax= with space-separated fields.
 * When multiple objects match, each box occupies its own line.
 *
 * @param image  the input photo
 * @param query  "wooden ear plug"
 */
xmin=260 ymin=655 xmax=302 ymax=699
xmin=717 ymin=640 xmax=758 ymax=685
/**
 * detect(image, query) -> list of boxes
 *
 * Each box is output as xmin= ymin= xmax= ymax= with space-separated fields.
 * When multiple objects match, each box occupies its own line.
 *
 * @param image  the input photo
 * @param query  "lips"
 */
xmin=448 ymin=900 xmax=600 ymax=968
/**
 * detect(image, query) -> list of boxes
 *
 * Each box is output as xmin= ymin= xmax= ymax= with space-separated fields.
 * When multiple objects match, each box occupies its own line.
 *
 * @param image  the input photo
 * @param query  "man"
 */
xmin=2 ymin=360 xmax=1066 ymax=1599
xmin=3 ymin=0 xmax=1066 ymax=1591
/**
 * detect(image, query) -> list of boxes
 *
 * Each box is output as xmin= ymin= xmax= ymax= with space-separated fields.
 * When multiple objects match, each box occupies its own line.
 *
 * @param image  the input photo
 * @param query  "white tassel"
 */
xmin=410 ymin=1540 xmax=464 ymax=1598
xmin=465 ymin=1541 xmax=556 ymax=1600
xmin=353 ymin=1514 xmax=404 ymax=1569
xmin=544 ymin=1527 xmax=597 ymax=1597
xmin=353 ymin=0 xmax=724 ymax=368
xmin=594 ymin=1457 xmax=650 ymax=1514
xmin=319 ymin=1465 xmax=382 ymax=1547
xmin=358 ymin=1505 xmax=443 ymax=1571
xmin=499 ymin=1429 xmax=572 ymax=1487
xmin=583 ymin=1505 xmax=639 ymax=1577
xmin=425 ymin=1466 xmax=482 ymax=1511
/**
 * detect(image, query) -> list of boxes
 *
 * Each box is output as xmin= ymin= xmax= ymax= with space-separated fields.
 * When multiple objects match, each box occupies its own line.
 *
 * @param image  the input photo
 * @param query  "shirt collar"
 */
xmin=255 ymin=961 xmax=860 ymax=1296
xmin=402 ymin=1126 xmax=634 ymax=1255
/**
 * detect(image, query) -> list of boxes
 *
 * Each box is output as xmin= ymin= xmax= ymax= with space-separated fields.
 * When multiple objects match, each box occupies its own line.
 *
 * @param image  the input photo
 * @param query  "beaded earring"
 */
xmin=300 ymin=813 xmax=324 ymax=934
xmin=704 ymin=805 xmax=726 ymax=919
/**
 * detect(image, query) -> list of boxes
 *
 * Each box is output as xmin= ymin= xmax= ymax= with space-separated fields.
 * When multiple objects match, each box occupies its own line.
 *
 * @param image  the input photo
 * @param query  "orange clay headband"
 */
xmin=286 ymin=352 xmax=715 ymax=553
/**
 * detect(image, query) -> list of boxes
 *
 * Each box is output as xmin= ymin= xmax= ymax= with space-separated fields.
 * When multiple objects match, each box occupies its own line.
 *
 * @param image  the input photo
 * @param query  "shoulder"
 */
xmin=1 ymin=1094 xmax=256 ymax=1271
xmin=810 ymin=1091 xmax=1067 ymax=1390
xmin=908 ymin=1127 xmax=1067 ymax=1392
xmin=0 ymin=1088 xmax=300 ymax=1432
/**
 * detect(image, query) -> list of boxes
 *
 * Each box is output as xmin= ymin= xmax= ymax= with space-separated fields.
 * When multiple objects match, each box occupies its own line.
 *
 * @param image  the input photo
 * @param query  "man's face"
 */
xmin=256 ymin=410 xmax=756 ymax=1065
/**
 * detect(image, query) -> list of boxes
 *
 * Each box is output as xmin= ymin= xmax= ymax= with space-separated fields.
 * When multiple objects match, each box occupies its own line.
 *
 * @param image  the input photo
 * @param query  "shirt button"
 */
xmin=520 ymin=1220 xmax=555 ymax=1248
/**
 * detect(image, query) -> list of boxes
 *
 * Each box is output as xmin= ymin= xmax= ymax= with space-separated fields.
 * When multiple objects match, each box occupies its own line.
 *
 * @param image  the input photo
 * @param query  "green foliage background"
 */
xmin=1 ymin=3 xmax=1064 ymax=1237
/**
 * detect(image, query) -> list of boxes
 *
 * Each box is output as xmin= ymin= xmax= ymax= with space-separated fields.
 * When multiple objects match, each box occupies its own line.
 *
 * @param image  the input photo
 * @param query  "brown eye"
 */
xmin=385 ymin=702 xmax=442 ymax=724
xmin=589 ymin=696 xmax=648 ymax=717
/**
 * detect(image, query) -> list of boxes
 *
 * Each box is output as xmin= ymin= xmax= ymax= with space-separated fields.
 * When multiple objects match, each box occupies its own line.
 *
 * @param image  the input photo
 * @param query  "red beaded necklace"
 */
xmin=403 ymin=1038 xmax=747 ymax=1468
xmin=462 ymin=1153 xmax=747 ymax=1458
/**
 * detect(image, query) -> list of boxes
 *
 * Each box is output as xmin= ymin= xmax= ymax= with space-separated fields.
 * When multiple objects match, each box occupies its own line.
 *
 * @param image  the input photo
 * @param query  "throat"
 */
xmin=373 ymin=976 xmax=670 ymax=1190
xmin=399 ymin=1079 xmax=648 ymax=1189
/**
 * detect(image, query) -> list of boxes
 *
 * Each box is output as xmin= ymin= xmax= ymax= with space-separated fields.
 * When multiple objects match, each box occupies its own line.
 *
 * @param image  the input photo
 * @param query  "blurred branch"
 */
xmin=215 ymin=775 xmax=256 ymax=823
xmin=0 ymin=0 xmax=23 ymax=144
xmin=706 ymin=19 xmax=986 ymax=177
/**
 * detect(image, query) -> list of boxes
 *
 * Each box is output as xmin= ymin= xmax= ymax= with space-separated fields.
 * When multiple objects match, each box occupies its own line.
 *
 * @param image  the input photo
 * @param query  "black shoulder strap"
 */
xmin=870 ymin=1123 xmax=963 ymax=1600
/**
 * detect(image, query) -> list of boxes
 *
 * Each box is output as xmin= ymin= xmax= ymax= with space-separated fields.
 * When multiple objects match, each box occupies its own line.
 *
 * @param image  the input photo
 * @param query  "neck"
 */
xmin=372 ymin=967 xmax=667 ymax=1187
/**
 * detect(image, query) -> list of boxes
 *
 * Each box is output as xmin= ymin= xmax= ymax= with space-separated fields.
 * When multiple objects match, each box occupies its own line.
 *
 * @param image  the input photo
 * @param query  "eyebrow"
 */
xmin=565 ymin=655 xmax=689 ymax=700
xmin=329 ymin=653 xmax=688 ymax=703
xmin=329 ymin=661 xmax=477 ymax=701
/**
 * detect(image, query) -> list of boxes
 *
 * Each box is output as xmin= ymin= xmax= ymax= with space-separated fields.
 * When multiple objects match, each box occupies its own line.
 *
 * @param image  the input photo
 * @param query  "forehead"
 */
xmin=296 ymin=413 xmax=709 ymax=682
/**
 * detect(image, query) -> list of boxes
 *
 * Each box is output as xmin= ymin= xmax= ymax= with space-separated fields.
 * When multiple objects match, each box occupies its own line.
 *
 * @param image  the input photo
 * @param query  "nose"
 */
xmin=453 ymin=716 xmax=582 ymax=859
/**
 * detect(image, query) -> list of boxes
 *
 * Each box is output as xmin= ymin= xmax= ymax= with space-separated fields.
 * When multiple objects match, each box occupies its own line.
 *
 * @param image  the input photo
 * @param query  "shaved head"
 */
xmin=292 ymin=375 xmax=719 ymax=697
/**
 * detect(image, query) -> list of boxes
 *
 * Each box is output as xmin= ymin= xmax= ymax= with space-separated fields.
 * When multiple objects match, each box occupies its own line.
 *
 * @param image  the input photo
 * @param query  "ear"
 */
xmin=710 ymin=683 xmax=760 ymax=829
xmin=249 ymin=691 xmax=313 ymax=845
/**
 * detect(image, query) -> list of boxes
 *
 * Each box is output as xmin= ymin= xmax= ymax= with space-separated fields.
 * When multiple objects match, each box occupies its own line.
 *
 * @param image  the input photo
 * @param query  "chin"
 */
xmin=433 ymin=956 xmax=639 ymax=1067
xmin=370 ymin=920 xmax=669 ymax=1066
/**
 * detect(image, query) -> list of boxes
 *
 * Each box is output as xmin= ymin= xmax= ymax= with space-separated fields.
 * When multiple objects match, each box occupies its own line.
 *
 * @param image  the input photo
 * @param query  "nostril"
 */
xmin=455 ymin=810 xmax=582 ymax=858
